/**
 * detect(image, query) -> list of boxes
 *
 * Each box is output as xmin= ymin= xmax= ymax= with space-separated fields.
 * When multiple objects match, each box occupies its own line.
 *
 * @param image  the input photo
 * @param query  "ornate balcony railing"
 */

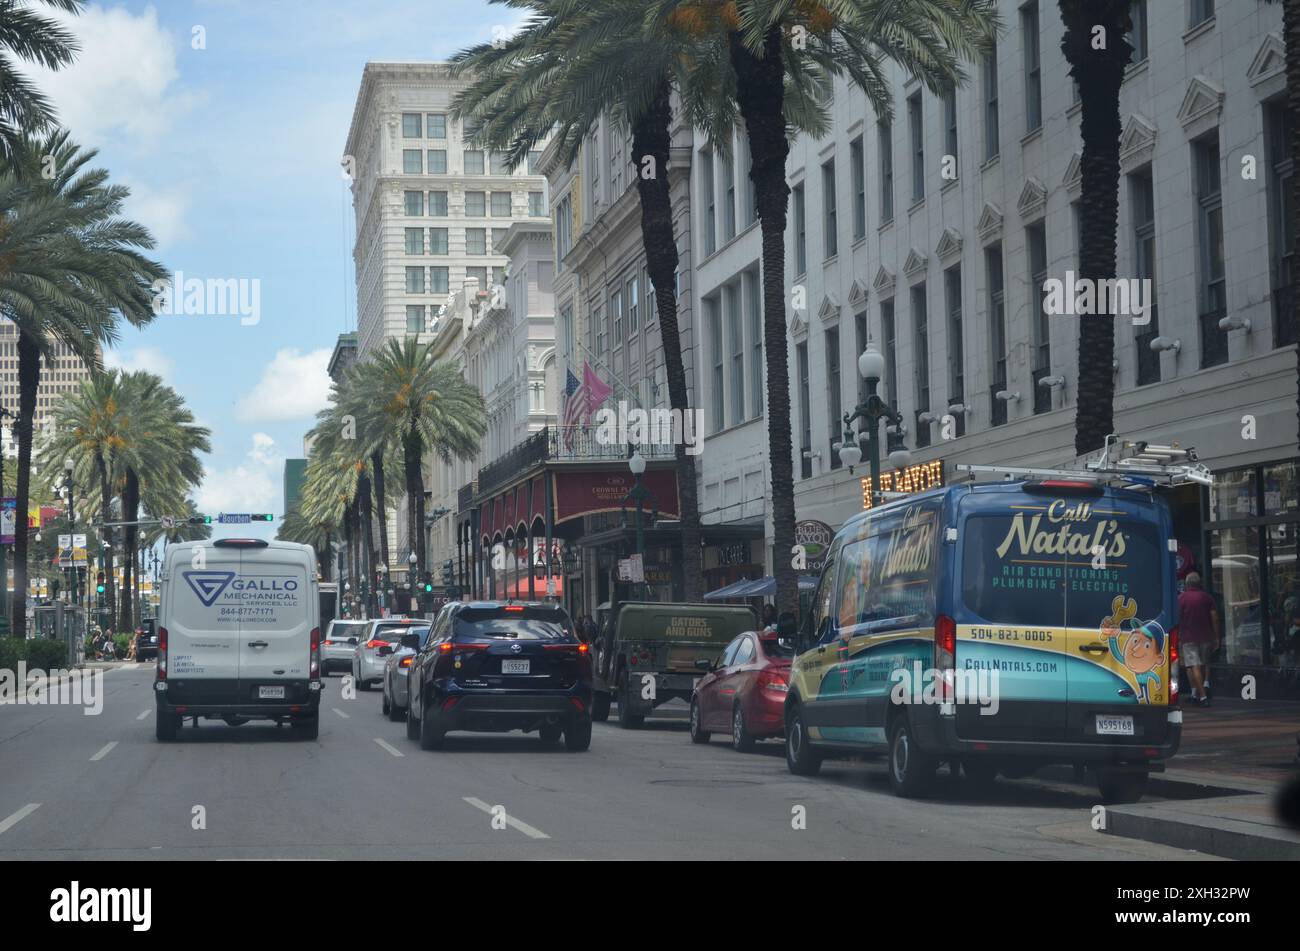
xmin=474 ymin=425 xmax=678 ymax=499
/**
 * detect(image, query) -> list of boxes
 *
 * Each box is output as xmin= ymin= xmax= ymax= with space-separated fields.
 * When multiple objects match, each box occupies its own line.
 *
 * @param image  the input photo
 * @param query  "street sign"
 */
xmin=628 ymin=553 xmax=645 ymax=583
xmin=161 ymin=515 xmax=175 ymax=530
xmin=218 ymin=513 xmax=251 ymax=524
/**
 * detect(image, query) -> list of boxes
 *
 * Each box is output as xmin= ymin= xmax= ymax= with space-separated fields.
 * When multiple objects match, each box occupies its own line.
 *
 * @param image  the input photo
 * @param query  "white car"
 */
xmin=154 ymin=538 xmax=322 ymax=740
xmin=352 ymin=618 xmax=426 ymax=690
xmin=322 ymin=619 xmax=368 ymax=674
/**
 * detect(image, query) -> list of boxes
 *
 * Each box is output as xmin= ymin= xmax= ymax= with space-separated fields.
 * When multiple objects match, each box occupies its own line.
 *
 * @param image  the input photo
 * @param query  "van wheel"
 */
xmin=564 ymin=717 xmax=592 ymax=752
xmin=291 ymin=716 xmax=319 ymax=740
xmin=962 ymin=758 xmax=999 ymax=791
xmin=617 ymin=681 xmax=643 ymax=729
xmin=731 ymin=703 xmax=755 ymax=753
xmin=418 ymin=701 xmax=445 ymax=751
xmin=155 ymin=709 xmax=180 ymax=742
xmin=785 ymin=705 xmax=822 ymax=776
xmin=689 ymin=698 xmax=711 ymax=743
xmin=538 ymin=723 xmax=563 ymax=747
xmin=888 ymin=717 xmax=937 ymax=798
xmin=1097 ymin=769 xmax=1149 ymax=804
xmin=591 ymin=692 xmax=611 ymax=722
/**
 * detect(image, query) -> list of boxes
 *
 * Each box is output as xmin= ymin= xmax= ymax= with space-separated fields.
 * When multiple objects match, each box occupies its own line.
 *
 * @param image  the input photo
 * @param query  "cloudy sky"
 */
xmin=20 ymin=0 xmax=517 ymax=528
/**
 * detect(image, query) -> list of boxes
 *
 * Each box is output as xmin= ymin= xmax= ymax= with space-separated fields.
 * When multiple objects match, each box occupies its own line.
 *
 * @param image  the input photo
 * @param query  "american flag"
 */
xmin=562 ymin=368 xmax=586 ymax=449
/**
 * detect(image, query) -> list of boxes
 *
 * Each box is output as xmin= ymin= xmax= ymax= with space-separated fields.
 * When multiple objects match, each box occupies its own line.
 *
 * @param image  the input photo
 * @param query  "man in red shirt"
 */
xmin=1177 ymin=572 xmax=1220 ymax=706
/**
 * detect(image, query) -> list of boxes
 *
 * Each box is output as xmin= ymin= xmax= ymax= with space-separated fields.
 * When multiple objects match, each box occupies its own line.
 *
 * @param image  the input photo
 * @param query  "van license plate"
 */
xmin=259 ymin=686 xmax=285 ymax=699
xmin=501 ymin=660 xmax=530 ymax=675
xmin=1096 ymin=715 xmax=1134 ymax=736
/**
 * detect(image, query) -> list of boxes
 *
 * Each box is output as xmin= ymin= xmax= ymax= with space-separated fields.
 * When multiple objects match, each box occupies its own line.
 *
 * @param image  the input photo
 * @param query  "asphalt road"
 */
xmin=0 ymin=664 xmax=1219 ymax=860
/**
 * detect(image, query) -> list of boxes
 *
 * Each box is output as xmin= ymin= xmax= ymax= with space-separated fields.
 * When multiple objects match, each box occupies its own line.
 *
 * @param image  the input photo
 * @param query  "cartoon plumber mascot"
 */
xmin=1100 ymin=595 xmax=1167 ymax=704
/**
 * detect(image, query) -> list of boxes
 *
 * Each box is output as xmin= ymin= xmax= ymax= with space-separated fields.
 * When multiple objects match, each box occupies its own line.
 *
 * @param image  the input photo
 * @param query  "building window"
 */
xmin=826 ymin=327 xmax=842 ymax=468
xmin=797 ymin=341 xmax=811 ymax=479
xmin=529 ymin=191 xmax=545 ymax=217
xmin=527 ymin=150 xmax=542 ymax=175
xmin=466 ymin=266 xmax=487 ymax=291
xmin=431 ymin=267 xmax=449 ymax=294
xmin=854 ymin=310 xmax=869 ymax=404
xmin=945 ymin=264 xmax=964 ymax=437
xmin=822 ymin=158 xmax=838 ymax=259
xmin=701 ymin=147 xmax=716 ymax=256
xmin=1190 ymin=0 xmax=1213 ymax=28
xmin=942 ymin=86 xmax=958 ymax=170
xmin=490 ymin=191 xmax=512 ymax=216
xmin=489 ymin=151 xmax=511 ymax=175
xmin=1130 ymin=0 xmax=1148 ymax=62
xmin=427 ymin=113 xmax=447 ymax=138
xmin=465 ymin=150 xmax=485 ymax=175
xmin=429 ymin=191 xmax=448 ymax=216
xmin=404 ymin=190 xmax=424 ymax=216
xmin=907 ymin=93 xmax=924 ymax=203
xmin=912 ymin=284 xmax=930 ymax=447
xmin=1267 ymin=101 xmax=1296 ymax=348
xmin=405 ymin=267 xmax=425 ymax=294
xmin=466 ymin=228 xmax=487 ymax=255
xmin=555 ymin=194 xmax=572 ymax=272
xmin=611 ymin=288 xmax=624 ymax=342
xmin=881 ymin=298 xmax=898 ymax=414
xmin=628 ymin=276 xmax=640 ymax=334
xmin=402 ymin=113 xmax=422 ymax=138
xmin=726 ymin=283 xmax=744 ymax=427
xmin=1022 ymin=1 xmax=1042 ymax=134
xmin=465 ymin=191 xmax=486 ymax=217
xmin=850 ymin=136 xmax=866 ymax=241
xmin=1027 ymin=222 xmax=1051 ymax=413
xmin=983 ymin=49 xmax=1000 ymax=161
xmin=739 ymin=132 xmax=757 ymax=227
xmin=429 ymin=227 xmax=449 ymax=255
xmin=1131 ymin=167 xmax=1161 ymax=385
xmin=709 ymin=296 xmax=724 ymax=432
xmin=560 ymin=303 xmax=574 ymax=357
xmin=593 ymin=304 xmax=605 ymax=354
xmin=403 ymin=150 xmax=423 ymax=174
xmin=427 ymin=150 xmax=447 ymax=174
xmin=987 ymin=244 xmax=1007 ymax=426
xmin=493 ymin=265 xmax=506 ymax=286
xmin=746 ymin=270 xmax=763 ymax=419
xmin=1194 ymin=135 xmax=1227 ymax=367
xmin=404 ymin=228 xmax=424 ymax=255
xmin=793 ymin=182 xmax=807 ymax=274
xmin=878 ymin=119 xmax=894 ymax=224
xmin=406 ymin=305 xmax=424 ymax=333
xmin=723 ymin=147 xmax=737 ymax=243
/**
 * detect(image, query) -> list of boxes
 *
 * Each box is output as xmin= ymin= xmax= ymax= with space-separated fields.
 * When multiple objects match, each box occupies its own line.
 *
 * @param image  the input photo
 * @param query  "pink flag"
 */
xmin=583 ymin=361 xmax=612 ymax=417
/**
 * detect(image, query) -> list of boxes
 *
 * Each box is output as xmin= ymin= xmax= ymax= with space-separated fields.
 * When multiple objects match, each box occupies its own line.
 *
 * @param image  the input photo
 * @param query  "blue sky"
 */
xmin=22 ymin=0 xmax=519 ymax=534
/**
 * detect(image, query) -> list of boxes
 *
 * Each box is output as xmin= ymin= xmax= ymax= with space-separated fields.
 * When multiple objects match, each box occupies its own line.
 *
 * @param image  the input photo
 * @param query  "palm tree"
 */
xmin=658 ymin=0 xmax=998 ymax=614
xmin=1 ymin=130 xmax=165 ymax=635
xmin=339 ymin=363 xmax=395 ymax=585
xmin=452 ymin=0 xmax=710 ymax=600
xmin=1058 ymin=1 xmax=1133 ymax=455
xmin=0 ymin=0 xmax=83 ymax=160
xmin=278 ymin=504 xmax=333 ymax=580
xmin=359 ymin=338 xmax=486 ymax=584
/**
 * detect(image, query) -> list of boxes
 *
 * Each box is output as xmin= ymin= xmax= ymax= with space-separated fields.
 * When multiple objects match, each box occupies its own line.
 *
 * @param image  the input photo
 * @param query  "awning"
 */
xmin=704 ymin=576 xmax=820 ymax=600
xmin=702 ymin=579 xmax=758 ymax=601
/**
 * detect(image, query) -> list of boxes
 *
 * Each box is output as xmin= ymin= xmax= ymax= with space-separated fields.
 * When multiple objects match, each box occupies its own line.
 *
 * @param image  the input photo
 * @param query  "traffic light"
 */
xmin=96 ymin=570 xmax=105 ymax=595
xmin=250 ymin=514 xmax=274 ymax=522
xmin=441 ymin=559 xmax=454 ymax=586
xmin=187 ymin=515 xmax=212 ymax=525
xmin=422 ymin=572 xmax=433 ymax=594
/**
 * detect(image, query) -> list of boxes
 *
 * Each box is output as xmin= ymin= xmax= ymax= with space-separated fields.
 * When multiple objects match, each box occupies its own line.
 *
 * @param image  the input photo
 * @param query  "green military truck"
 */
xmin=592 ymin=601 xmax=758 ymax=727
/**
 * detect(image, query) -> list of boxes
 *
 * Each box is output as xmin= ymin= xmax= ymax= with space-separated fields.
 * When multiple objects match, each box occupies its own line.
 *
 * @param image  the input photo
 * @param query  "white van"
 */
xmin=154 ymin=538 xmax=322 ymax=740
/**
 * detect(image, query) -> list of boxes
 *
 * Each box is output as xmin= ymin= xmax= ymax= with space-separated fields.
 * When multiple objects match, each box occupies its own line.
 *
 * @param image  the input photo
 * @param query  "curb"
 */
xmin=1102 ymin=798 xmax=1300 ymax=861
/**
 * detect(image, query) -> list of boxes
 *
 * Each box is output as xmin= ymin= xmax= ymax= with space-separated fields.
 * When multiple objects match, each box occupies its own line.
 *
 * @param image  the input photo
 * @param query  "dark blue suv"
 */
xmin=406 ymin=602 xmax=593 ymax=751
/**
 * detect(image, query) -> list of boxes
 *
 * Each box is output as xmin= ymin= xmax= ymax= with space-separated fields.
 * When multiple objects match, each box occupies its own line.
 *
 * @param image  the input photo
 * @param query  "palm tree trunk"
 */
xmin=633 ymin=76 xmax=704 ymax=602
xmin=402 ymin=429 xmax=424 ymax=582
xmin=358 ymin=470 xmax=375 ymax=617
xmin=342 ymin=505 xmax=355 ymax=612
xmin=372 ymin=452 xmax=390 ymax=578
xmin=96 ymin=451 xmax=117 ymax=625
xmin=118 ymin=471 xmax=139 ymax=631
xmin=1060 ymin=2 xmax=1131 ymax=455
xmin=731 ymin=27 xmax=799 ymax=618
xmin=10 ymin=330 xmax=42 ymax=637
xmin=1287 ymin=0 xmax=1300 ymax=446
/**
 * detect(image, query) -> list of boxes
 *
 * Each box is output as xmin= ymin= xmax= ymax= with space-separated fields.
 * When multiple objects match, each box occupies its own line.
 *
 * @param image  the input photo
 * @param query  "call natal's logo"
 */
xmin=994 ymin=499 xmax=1127 ymax=559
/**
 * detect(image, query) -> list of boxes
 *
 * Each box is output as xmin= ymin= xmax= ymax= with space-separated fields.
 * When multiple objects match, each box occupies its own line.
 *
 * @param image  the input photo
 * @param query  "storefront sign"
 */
xmin=717 ymin=542 xmax=749 ymax=566
xmin=794 ymin=520 xmax=834 ymax=571
xmin=552 ymin=468 xmax=680 ymax=524
xmin=0 ymin=498 xmax=15 ymax=545
xmin=861 ymin=460 xmax=945 ymax=509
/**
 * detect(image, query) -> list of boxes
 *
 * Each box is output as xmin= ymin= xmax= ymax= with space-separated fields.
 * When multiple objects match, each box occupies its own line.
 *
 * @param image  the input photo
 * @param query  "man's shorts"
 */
xmin=1183 ymin=641 xmax=1207 ymax=667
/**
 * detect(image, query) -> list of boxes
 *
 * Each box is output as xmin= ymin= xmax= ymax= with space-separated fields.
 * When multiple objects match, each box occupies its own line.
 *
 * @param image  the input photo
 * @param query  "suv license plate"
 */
xmin=501 ymin=659 xmax=530 ymax=675
xmin=1095 ymin=714 xmax=1134 ymax=736
xmin=259 ymin=686 xmax=285 ymax=699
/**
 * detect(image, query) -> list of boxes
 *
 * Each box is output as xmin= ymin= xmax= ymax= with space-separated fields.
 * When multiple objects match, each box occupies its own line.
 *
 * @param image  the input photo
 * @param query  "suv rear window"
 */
xmin=452 ymin=606 xmax=575 ymax=642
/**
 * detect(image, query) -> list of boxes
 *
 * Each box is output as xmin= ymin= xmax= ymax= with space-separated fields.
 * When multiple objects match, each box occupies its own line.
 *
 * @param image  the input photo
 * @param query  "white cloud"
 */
xmin=198 ymin=432 xmax=281 ymax=514
xmin=234 ymin=348 xmax=332 ymax=422
xmin=102 ymin=345 xmax=175 ymax=381
xmin=22 ymin=4 xmax=190 ymax=146
xmin=122 ymin=181 xmax=191 ymax=248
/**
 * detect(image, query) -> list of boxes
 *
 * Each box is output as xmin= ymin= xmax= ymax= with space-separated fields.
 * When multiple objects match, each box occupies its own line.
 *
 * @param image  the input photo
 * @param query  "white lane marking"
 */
xmin=373 ymin=738 xmax=404 ymax=757
xmin=137 ymin=710 xmax=151 ymax=720
xmin=332 ymin=708 xmax=350 ymax=719
xmin=0 ymin=803 xmax=40 ymax=836
xmin=90 ymin=741 xmax=118 ymax=762
xmin=462 ymin=797 xmax=550 ymax=840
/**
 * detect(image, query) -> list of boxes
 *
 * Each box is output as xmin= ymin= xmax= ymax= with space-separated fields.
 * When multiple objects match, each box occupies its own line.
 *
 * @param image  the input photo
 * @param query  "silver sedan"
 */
xmin=381 ymin=625 xmax=431 ymax=721
xmin=352 ymin=618 xmax=426 ymax=690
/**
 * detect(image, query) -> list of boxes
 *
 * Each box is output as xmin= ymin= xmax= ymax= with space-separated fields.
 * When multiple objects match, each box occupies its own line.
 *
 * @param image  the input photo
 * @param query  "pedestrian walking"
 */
xmin=760 ymin=603 xmax=777 ymax=632
xmin=1177 ymin=572 xmax=1220 ymax=706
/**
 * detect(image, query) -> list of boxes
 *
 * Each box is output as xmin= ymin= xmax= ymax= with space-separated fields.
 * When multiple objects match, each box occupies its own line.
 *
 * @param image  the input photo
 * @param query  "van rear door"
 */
xmin=234 ymin=544 xmax=312 ymax=699
xmin=166 ymin=543 xmax=243 ymax=700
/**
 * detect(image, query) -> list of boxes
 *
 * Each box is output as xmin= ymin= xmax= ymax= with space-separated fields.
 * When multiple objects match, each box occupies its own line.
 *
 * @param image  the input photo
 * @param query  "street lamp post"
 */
xmin=62 ymin=459 xmax=75 ymax=607
xmin=0 ymin=406 xmax=13 ymax=635
xmin=840 ymin=343 xmax=913 ymax=507
xmin=621 ymin=450 xmax=658 ymax=598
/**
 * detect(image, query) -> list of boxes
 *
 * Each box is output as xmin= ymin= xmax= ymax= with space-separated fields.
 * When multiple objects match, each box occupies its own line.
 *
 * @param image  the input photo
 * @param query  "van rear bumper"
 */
xmin=914 ymin=709 xmax=1181 ymax=764
xmin=155 ymin=679 xmax=320 ymax=718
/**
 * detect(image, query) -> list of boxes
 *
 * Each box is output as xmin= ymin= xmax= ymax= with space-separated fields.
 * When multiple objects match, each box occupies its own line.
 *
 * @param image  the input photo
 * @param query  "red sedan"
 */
xmin=689 ymin=629 xmax=793 ymax=751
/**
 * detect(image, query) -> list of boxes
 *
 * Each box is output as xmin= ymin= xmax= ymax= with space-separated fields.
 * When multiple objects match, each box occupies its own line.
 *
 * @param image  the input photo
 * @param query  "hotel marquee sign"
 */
xmin=860 ymin=460 xmax=945 ymax=509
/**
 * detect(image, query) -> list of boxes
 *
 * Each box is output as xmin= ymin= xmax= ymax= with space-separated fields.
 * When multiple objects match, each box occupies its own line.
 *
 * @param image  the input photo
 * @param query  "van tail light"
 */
xmin=1167 ymin=625 xmax=1180 ymax=705
xmin=309 ymin=627 xmax=321 ymax=680
xmin=934 ymin=614 xmax=956 ymax=703
xmin=156 ymin=627 xmax=169 ymax=681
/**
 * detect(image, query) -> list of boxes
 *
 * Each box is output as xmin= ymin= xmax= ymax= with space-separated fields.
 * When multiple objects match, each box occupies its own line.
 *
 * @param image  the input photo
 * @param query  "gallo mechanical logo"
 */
xmin=183 ymin=570 xmax=236 ymax=607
